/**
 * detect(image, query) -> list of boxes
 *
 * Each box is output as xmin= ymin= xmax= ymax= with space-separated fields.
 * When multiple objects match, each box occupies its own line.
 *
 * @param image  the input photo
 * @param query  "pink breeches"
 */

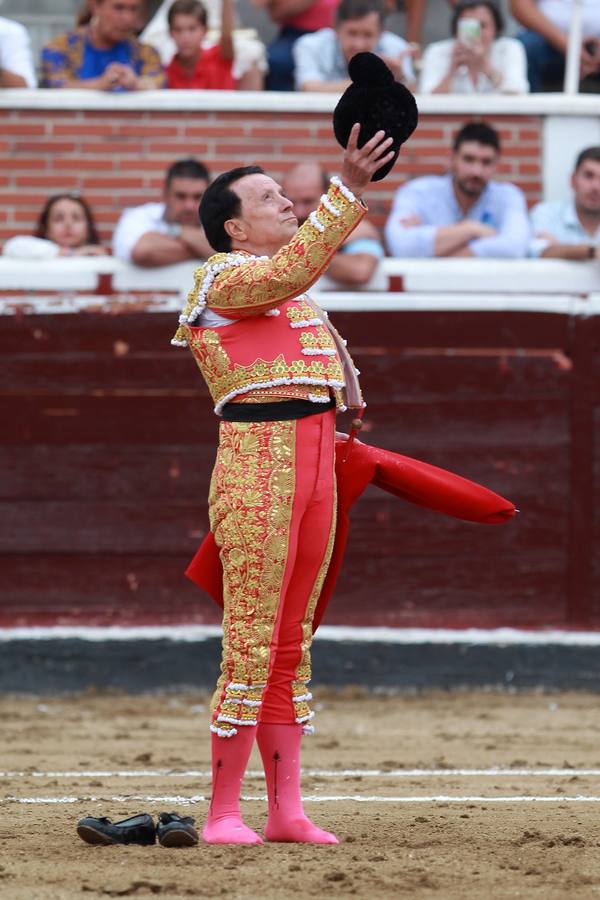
xmin=208 ymin=409 xmax=336 ymax=737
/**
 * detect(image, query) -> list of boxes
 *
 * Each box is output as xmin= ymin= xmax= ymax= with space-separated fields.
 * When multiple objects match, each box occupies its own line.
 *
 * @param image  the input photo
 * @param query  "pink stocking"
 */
xmin=257 ymin=723 xmax=338 ymax=844
xmin=203 ymin=727 xmax=263 ymax=844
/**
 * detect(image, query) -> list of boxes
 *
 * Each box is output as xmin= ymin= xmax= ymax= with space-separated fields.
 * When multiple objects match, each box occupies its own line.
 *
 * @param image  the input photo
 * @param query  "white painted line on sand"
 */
xmin=3 ymin=624 xmax=600 ymax=646
xmin=2 ymin=768 xmax=600 ymax=779
xmin=5 ymin=794 xmax=600 ymax=805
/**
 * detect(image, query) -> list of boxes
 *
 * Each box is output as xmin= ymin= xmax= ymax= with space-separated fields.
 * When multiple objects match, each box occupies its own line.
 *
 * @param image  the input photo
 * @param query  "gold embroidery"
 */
xmin=286 ymin=302 xmax=319 ymax=325
xmin=209 ymin=420 xmax=296 ymax=736
xmin=299 ymin=328 xmax=336 ymax=353
xmin=188 ymin=331 xmax=345 ymax=413
xmin=205 ymin=183 xmax=365 ymax=316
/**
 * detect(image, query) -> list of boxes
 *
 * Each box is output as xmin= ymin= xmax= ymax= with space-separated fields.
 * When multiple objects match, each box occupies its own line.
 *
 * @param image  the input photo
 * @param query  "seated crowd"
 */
xmin=4 ymin=128 xmax=600 ymax=276
xmin=1 ymin=0 xmax=599 ymax=94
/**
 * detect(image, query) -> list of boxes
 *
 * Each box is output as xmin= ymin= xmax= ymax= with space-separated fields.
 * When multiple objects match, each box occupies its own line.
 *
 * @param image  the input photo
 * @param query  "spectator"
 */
xmin=113 ymin=158 xmax=213 ymax=266
xmin=294 ymin=0 xmax=416 ymax=92
xmin=510 ymin=0 xmax=600 ymax=92
xmin=530 ymin=146 xmax=600 ymax=259
xmin=143 ymin=0 xmax=266 ymax=89
xmin=3 ymin=194 xmax=108 ymax=259
xmin=166 ymin=0 xmax=235 ymax=88
xmin=255 ymin=0 xmax=339 ymax=91
xmin=41 ymin=0 xmax=165 ymax=91
xmin=0 ymin=16 xmax=36 ymax=88
xmin=282 ymin=161 xmax=386 ymax=288
xmin=420 ymin=0 xmax=529 ymax=94
xmin=385 ymin=121 xmax=531 ymax=258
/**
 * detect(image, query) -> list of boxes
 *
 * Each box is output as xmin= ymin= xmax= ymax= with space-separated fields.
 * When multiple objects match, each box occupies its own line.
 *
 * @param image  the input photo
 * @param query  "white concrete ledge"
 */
xmin=2 ymin=257 xmax=600 ymax=301
xmin=381 ymin=257 xmax=600 ymax=293
xmin=1 ymin=88 xmax=600 ymax=115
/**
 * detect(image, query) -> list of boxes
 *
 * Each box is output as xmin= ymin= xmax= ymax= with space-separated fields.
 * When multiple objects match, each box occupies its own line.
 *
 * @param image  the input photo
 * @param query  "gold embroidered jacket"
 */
xmin=173 ymin=178 xmax=365 ymax=411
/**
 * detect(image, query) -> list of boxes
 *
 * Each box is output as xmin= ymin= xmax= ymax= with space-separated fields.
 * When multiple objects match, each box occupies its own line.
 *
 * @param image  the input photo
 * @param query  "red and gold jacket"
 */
xmin=172 ymin=177 xmax=365 ymax=414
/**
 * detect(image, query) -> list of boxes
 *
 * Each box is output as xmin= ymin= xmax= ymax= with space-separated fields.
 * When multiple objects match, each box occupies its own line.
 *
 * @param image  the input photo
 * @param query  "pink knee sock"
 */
xmin=257 ymin=723 xmax=338 ymax=844
xmin=203 ymin=726 xmax=263 ymax=844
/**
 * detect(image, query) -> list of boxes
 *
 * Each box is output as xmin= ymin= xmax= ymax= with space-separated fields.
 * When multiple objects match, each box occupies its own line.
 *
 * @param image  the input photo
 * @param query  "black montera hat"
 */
xmin=333 ymin=52 xmax=419 ymax=182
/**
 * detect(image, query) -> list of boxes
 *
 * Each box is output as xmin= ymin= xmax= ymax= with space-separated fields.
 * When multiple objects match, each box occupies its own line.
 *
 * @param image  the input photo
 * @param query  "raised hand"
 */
xmin=340 ymin=124 xmax=395 ymax=197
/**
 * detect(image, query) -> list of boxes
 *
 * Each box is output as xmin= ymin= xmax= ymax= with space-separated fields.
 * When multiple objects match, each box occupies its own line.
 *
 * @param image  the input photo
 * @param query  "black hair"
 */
xmin=35 ymin=193 xmax=101 ymax=245
xmin=451 ymin=0 xmax=504 ymax=37
xmin=165 ymin=158 xmax=211 ymax=189
xmin=168 ymin=0 xmax=208 ymax=29
xmin=336 ymin=0 xmax=386 ymax=27
xmin=453 ymin=121 xmax=501 ymax=154
xmin=199 ymin=165 xmax=265 ymax=253
xmin=575 ymin=145 xmax=600 ymax=170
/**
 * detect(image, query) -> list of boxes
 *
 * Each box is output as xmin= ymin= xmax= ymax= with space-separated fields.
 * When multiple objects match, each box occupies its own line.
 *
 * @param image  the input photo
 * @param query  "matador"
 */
xmin=171 ymin=126 xmax=395 ymax=844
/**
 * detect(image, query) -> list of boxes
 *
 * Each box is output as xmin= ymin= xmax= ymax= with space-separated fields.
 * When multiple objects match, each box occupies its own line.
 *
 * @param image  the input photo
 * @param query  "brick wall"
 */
xmin=0 ymin=108 xmax=543 ymax=245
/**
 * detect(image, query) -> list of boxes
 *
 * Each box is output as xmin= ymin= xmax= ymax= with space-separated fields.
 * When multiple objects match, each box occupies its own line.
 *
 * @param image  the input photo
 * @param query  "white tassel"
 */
xmin=210 ymin=724 xmax=237 ymax=737
xmin=289 ymin=318 xmax=322 ymax=328
xmin=330 ymin=176 xmax=356 ymax=204
xmin=320 ymin=193 xmax=342 ymax=217
xmin=302 ymin=347 xmax=336 ymax=356
xmin=308 ymin=211 xmax=325 ymax=233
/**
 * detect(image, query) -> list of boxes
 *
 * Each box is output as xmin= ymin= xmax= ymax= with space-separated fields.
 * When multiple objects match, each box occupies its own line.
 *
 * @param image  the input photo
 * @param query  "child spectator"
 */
xmin=0 ymin=16 xmax=36 ymax=88
xmin=41 ymin=0 xmax=164 ymax=91
xmin=420 ymin=0 xmax=529 ymax=94
xmin=166 ymin=0 xmax=235 ymax=89
xmin=3 ymin=194 xmax=108 ymax=259
xmin=142 ymin=0 xmax=266 ymax=90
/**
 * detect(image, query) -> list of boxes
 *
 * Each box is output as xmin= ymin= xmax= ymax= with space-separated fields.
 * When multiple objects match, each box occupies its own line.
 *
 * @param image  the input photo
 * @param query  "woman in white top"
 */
xmin=419 ymin=0 xmax=530 ymax=94
xmin=3 ymin=194 xmax=109 ymax=259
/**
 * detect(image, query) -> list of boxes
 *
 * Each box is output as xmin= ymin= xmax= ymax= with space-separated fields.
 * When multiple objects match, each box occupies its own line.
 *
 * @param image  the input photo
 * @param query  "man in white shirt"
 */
xmin=113 ymin=158 xmax=213 ymax=266
xmin=530 ymin=146 xmax=600 ymax=259
xmin=293 ymin=0 xmax=416 ymax=92
xmin=0 ymin=17 xmax=36 ymax=88
xmin=510 ymin=0 xmax=600 ymax=91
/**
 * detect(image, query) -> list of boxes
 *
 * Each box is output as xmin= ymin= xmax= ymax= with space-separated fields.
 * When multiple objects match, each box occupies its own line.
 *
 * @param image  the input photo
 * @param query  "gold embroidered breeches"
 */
xmin=208 ymin=409 xmax=337 ymax=737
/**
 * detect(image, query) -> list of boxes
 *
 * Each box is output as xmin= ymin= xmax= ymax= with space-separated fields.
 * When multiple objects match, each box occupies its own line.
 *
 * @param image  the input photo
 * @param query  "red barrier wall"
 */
xmin=2 ymin=302 xmax=598 ymax=630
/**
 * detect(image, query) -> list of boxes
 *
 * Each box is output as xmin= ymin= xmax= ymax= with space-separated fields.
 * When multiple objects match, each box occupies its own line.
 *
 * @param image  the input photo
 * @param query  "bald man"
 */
xmin=282 ymin=161 xmax=386 ymax=290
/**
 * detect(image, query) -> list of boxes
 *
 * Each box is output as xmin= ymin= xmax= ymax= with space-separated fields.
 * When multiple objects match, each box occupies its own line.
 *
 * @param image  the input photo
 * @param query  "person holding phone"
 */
xmin=419 ymin=0 xmax=529 ymax=93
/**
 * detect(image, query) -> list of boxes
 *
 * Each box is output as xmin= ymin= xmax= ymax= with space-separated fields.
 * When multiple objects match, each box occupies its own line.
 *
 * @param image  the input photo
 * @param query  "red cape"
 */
xmin=185 ymin=439 xmax=516 ymax=632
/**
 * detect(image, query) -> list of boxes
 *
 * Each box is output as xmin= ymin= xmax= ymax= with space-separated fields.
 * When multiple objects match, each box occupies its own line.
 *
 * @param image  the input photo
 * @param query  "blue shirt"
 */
xmin=384 ymin=173 xmax=531 ymax=259
xmin=529 ymin=199 xmax=600 ymax=256
xmin=79 ymin=38 xmax=133 ymax=81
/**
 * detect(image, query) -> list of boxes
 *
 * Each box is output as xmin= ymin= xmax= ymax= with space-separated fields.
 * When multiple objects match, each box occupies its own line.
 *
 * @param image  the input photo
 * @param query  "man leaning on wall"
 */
xmin=384 ymin=121 xmax=531 ymax=259
xmin=530 ymin=146 xmax=600 ymax=260
xmin=113 ymin=159 xmax=213 ymax=267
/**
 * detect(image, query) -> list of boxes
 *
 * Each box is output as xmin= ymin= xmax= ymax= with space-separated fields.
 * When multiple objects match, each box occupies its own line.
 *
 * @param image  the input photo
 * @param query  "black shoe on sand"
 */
xmin=157 ymin=812 xmax=199 ymax=847
xmin=77 ymin=813 xmax=156 ymax=846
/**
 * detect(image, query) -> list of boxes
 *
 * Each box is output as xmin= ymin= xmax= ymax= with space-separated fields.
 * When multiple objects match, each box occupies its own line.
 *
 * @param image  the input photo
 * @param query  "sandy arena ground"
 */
xmin=2 ymin=688 xmax=600 ymax=899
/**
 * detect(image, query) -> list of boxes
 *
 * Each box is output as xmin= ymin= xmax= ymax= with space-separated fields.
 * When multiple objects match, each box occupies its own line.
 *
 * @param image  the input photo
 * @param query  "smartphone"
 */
xmin=457 ymin=17 xmax=481 ymax=45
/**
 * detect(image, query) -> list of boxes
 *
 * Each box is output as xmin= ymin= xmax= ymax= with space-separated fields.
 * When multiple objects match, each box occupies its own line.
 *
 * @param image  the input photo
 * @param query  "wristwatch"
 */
xmin=588 ymin=244 xmax=596 ymax=259
xmin=165 ymin=222 xmax=183 ymax=239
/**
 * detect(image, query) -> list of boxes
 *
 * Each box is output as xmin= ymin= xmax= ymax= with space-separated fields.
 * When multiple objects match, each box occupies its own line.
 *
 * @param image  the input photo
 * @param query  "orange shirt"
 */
xmin=166 ymin=45 xmax=235 ymax=90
